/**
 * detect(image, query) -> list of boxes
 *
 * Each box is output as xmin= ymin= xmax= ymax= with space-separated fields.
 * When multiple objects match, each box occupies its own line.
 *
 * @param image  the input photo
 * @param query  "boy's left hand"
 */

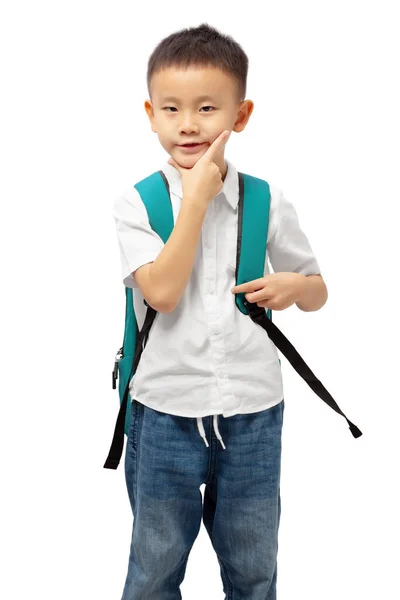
xmin=231 ymin=272 xmax=305 ymax=311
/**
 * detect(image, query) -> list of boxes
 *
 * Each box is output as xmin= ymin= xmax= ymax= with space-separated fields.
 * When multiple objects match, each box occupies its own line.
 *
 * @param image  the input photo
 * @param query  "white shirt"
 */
xmin=113 ymin=157 xmax=321 ymax=448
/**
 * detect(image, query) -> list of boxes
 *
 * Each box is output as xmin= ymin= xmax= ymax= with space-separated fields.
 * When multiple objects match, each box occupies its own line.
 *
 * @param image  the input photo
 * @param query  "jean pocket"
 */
xmin=263 ymin=400 xmax=285 ymax=434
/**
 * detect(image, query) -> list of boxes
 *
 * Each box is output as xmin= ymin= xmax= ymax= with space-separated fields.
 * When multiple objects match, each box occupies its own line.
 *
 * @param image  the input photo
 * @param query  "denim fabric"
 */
xmin=121 ymin=398 xmax=284 ymax=600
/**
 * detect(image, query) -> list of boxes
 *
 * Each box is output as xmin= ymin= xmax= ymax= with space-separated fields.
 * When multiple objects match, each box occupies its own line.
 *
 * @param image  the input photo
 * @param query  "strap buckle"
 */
xmin=243 ymin=299 xmax=267 ymax=324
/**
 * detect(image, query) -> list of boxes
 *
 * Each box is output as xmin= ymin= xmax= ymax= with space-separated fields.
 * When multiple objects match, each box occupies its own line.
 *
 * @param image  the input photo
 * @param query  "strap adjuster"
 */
xmin=243 ymin=299 xmax=267 ymax=324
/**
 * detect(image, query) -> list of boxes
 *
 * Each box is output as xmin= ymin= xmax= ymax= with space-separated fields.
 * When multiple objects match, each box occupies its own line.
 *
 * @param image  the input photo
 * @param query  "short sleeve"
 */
xmin=113 ymin=186 xmax=165 ymax=288
xmin=267 ymin=185 xmax=321 ymax=276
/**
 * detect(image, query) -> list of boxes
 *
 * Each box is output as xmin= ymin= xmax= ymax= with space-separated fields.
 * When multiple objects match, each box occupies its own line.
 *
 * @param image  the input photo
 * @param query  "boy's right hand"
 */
xmin=167 ymin=130 xmax=230 ymax=209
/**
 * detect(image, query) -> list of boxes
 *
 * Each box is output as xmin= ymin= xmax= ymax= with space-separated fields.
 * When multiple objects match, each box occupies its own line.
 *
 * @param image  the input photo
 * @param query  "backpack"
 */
xmin=104 ymin=170 xmax=362 ymax=470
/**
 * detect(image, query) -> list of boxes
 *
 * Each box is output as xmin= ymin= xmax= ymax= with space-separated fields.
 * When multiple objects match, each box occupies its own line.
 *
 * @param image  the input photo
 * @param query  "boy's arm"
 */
xmin=267 ymin=186 xmax=326 ymax=311
xmin=135 ymin=199 xmax=208 ymax=312
xmin=295 ymin=273 xmax=328 ymax=311
xmin=113 ymin=187 xmax=207 ymax=313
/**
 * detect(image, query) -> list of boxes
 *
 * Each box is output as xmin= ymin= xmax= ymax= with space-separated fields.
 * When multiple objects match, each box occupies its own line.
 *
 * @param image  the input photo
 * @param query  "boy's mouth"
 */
xmin=180 ymin=142 xmax=204 ymax=147
xmin=178 ymin=142 xmax=207 ymax=152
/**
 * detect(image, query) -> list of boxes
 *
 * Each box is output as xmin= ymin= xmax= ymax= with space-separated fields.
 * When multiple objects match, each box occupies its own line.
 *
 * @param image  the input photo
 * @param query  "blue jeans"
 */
xmin=121 ymin=398 xmax=285 ymax=600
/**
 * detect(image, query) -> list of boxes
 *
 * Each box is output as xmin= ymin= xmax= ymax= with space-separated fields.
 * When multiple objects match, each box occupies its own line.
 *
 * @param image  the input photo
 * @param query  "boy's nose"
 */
xmin=179 ymin=120 xmax=200 ymax=134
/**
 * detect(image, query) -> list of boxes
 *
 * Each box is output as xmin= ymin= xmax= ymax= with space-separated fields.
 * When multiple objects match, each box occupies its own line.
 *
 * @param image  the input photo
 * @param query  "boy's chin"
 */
xmin=172 ymin=149 xmax=205 ymax=166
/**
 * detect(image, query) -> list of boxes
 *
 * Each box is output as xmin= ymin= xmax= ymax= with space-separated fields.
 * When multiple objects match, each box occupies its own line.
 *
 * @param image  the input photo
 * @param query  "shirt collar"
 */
xmin=160 ymin=157 xmax=239 ymax=210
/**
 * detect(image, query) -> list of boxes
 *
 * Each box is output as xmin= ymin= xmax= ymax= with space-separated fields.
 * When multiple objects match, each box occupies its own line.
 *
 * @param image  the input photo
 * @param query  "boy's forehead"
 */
xmin=151 ymin=65 xmax=235 ymax=101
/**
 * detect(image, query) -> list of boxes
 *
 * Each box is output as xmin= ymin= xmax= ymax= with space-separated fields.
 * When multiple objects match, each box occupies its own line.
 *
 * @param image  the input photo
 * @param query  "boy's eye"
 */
xmin=163 ymin=106 xmax=215 ymax=113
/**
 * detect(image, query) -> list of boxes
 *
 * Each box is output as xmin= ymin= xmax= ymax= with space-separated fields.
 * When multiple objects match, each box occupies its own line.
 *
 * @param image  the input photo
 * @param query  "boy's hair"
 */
xmin=147 ymin=23 xmax=248 ymax=104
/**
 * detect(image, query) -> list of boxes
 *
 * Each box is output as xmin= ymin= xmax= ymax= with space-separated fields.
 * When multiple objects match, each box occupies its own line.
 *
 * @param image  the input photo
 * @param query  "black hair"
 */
xmin=147 ymin=23 xmax=248 ymax=103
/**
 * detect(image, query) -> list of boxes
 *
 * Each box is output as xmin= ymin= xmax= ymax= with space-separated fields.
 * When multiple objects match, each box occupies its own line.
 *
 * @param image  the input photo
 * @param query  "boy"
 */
xmin=113 ymin=22 xmax=327 ymax=600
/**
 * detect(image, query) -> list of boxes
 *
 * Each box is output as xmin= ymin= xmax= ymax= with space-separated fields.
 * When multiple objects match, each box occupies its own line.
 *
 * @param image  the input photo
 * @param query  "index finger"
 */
xmin=201 ymin=130 xmax=230 ymax=162
xmin=231 ymin=278 xmax=266 ymax=293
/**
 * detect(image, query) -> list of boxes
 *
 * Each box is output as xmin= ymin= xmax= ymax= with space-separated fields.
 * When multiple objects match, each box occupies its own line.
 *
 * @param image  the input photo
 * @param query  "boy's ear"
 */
xmin=144 ymin=100 xmax=157 ymax=133
xmin=232 ymin=100 xmax=254 ymax=133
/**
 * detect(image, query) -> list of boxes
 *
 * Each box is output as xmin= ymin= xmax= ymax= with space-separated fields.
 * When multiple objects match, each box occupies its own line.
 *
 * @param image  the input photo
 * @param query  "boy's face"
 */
xmin=145 ymin=65 xmax=253 ymax=175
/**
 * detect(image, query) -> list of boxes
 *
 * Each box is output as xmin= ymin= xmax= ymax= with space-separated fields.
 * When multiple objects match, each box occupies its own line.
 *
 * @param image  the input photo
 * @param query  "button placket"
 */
xmin=203 ymin=200 xmax=229 ymax=393
xmin=203 ymin=202 xmax=217 ymax=296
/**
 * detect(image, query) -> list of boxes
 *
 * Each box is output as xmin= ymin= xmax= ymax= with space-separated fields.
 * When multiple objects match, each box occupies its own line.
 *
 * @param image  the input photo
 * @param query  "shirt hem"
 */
xmin=129 ymin=394 xmax=284 ymax=419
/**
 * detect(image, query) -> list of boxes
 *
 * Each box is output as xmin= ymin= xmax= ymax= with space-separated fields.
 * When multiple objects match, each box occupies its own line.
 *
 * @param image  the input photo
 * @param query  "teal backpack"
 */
xmin=104 ymin=170 xmax=362 ymax=470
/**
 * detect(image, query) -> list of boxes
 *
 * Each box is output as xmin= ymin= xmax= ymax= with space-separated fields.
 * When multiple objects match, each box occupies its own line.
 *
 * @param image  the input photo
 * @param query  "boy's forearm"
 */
xmin=296 ymin=274 xmax=328 ymax=312
xmin=149 ymin=199 xmax=208 ymax=312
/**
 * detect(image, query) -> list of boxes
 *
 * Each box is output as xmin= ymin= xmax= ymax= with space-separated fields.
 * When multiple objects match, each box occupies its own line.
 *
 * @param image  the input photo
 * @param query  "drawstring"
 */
xmin=196 ymin=415 xmax=226 ymax=450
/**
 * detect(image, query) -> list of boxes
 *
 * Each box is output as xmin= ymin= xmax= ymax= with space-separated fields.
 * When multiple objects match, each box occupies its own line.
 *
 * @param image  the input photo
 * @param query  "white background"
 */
xmin=1 ymin=1 xmax=399 ymax=598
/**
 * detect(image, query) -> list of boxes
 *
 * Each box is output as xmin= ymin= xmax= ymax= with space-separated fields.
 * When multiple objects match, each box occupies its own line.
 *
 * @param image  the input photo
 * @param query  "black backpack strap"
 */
xmin=244 ymin=300 xmax=363 ymax=438
xmin=103 ymin=302 xmax=157 ymax=469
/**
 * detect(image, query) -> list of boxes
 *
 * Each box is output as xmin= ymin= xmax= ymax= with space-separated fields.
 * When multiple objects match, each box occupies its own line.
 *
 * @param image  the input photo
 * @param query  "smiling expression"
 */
xmin=144 ymin=65 xmax=254 ymax=174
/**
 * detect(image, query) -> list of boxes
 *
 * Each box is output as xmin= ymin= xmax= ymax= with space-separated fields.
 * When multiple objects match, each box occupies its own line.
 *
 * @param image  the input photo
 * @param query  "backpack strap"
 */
xmin=104 ymin=171 xmax=174 ymax=469
xmin=237 ymin=172 xmax=362 ymax=439
xmin=234 ymin=172 xmax=272 ymax=319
